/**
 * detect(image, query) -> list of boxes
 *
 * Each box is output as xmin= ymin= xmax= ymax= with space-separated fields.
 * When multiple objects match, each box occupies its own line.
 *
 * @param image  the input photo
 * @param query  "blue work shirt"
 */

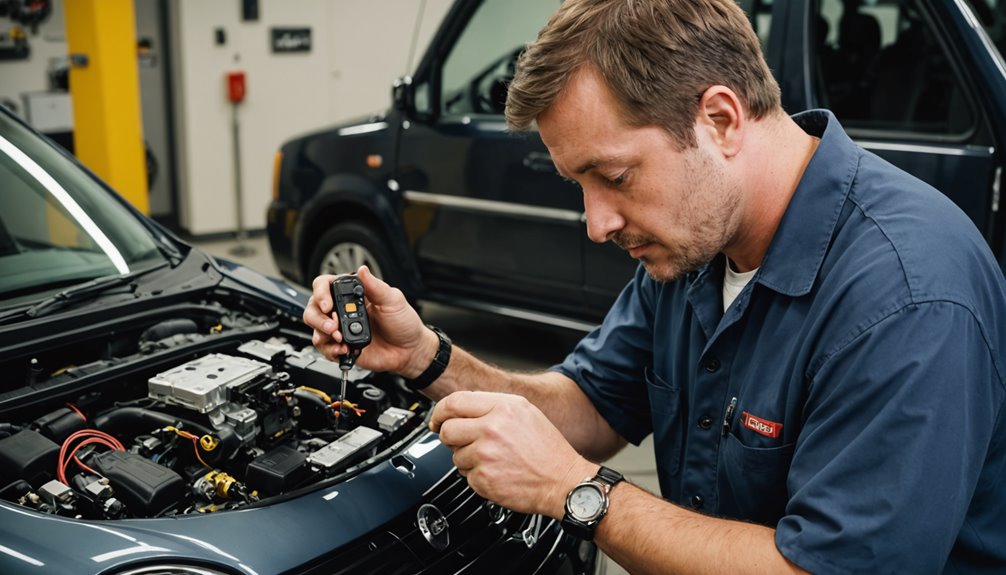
xmin=554 ymin=110 xmax=1006 ymax=573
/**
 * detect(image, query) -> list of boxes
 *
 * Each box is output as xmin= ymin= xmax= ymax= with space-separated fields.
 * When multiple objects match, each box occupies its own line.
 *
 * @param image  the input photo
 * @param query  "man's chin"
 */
xmin=640 ymin=257 xmax=705 ymax=283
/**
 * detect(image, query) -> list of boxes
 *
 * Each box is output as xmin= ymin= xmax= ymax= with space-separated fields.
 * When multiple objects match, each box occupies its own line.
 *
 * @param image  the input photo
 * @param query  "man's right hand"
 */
xmin=303 ymin=266 xmax=438 ymax=378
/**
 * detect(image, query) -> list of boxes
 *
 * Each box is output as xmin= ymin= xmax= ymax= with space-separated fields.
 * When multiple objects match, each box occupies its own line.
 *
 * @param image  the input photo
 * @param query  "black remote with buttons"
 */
xmin=330 ymin=275 xmax=371 ymax=353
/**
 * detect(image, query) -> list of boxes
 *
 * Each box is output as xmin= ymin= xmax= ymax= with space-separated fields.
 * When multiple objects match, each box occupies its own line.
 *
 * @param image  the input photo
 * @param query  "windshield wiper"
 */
xmin=0 ymin=262 xmax=170 ymax=324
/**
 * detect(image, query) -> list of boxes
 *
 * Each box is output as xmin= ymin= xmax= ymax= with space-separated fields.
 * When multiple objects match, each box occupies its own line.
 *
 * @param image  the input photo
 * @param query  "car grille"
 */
xmin=289 ymin=470 xmax=598 ymax=574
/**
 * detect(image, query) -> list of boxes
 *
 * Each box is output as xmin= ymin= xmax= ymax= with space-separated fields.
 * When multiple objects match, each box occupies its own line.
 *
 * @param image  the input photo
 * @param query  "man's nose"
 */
xmin=583 ymin=189 xmax=624 ymax=244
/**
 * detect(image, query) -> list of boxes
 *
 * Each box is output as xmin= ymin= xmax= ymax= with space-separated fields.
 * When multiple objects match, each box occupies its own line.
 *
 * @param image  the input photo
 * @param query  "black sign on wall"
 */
xmin=271 ymin=28 xmax=311 ymax=53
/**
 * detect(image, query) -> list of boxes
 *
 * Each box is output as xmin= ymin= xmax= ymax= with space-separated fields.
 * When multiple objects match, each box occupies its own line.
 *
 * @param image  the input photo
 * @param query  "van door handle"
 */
xmin=523 ymin=152 xmax=556 ymax=173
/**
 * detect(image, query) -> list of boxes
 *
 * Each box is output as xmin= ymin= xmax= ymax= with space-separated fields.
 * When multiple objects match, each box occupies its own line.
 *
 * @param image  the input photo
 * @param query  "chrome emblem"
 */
xmin=417 ymin=503 xmax=450 ymax=550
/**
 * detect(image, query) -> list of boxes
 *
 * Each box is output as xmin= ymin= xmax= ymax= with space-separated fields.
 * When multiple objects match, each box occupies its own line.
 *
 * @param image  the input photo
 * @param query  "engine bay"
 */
xmin=0 ymin=298 xmax=432 ymax=520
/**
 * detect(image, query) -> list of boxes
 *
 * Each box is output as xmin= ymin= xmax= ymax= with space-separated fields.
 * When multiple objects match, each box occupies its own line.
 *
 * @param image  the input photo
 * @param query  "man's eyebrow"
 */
xmin=574 ymin=159 xmax=599 ymax=175
xmin=573 ymin=157 xmax=618 ymax=175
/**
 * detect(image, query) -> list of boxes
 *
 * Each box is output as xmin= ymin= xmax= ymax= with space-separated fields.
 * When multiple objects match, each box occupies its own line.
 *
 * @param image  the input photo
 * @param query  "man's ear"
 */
xmin=696 ymin=86 xmax=744 ymax=157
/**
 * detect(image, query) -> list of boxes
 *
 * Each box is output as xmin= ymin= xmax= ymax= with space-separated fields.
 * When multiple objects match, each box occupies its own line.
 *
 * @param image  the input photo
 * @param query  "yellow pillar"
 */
xmin=64 ymin=0 xmax=148 ymax=214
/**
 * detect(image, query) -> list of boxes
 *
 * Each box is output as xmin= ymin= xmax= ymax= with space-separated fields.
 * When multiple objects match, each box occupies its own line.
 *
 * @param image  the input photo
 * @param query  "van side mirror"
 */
xmin=392 ymin=76 xmax=414 ymax=117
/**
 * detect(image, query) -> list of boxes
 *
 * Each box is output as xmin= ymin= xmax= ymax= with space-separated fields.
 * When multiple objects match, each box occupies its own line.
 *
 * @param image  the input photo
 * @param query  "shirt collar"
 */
xmin=754 ymin=109 xmax=860 ymax=297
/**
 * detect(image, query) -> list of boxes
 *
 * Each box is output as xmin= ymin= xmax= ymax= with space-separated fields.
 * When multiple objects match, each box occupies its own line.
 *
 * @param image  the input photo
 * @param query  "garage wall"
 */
xmin=0 ymin=0 xmax=69 ymax=125
xmin=170 ymin=0 xmax=451 ymax=237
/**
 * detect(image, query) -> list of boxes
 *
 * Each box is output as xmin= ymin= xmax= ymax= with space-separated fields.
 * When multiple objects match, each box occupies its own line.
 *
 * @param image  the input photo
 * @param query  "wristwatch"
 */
xmin=404 ymin=324 xmax=452 ymax=391
xmin=561 ymin=465 xmax=623 ymax=540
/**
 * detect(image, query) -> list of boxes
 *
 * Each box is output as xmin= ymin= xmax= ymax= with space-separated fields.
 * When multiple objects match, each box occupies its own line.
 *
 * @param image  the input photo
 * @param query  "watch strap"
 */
xmin=404 ymin=324 xmax=452 ymax=391
xmin=595 ymin=465 xmax=624 ymax=487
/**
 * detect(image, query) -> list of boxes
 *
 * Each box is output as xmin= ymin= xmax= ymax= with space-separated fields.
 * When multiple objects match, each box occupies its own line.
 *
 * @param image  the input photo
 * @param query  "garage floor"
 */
xmin=191 ymin=235 xmax=658 ymax=575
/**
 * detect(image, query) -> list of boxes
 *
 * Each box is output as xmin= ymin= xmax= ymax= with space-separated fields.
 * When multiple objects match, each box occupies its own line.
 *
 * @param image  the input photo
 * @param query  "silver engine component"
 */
xmin=148 ymin=354 xmax=275 ymax=446
xmin=239 ymin=338 xmax=372 ymax=381
xmin=377 ymin=407 xmax=415 ymax=433
xmin=148 ymin=353 xmax=271 ymax=413
xmin=307 ymin=426 xmax=382 ymax=470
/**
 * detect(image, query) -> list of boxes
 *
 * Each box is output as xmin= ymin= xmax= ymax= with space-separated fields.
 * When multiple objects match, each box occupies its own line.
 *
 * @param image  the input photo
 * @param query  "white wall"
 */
xmin=0 ymin=0 xmax=68 ymax=123
xmin=171 ymin=0 xmax=452 ymax=236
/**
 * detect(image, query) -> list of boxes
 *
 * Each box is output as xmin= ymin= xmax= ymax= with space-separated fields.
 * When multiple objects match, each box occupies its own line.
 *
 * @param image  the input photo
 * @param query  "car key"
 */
xmin=330 ymin=275 xmax=371 ymax=420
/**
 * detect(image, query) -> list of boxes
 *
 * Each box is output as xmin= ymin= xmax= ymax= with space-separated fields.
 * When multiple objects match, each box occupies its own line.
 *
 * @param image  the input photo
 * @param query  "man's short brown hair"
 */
xmin=505 ymin=0 xmax=782 ymax=148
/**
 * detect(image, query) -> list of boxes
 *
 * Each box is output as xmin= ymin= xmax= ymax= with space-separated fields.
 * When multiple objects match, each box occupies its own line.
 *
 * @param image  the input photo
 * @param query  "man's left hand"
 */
xmin=429 ymin=390 xmax=596 ymax=518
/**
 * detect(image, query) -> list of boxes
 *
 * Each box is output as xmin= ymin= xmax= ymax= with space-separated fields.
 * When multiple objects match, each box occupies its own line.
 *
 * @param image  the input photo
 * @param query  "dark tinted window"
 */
xmin=815 ymin=0 xmax=974 ymax=135
xmin=439 ymin=0 xmax=559 ymax=117
xmin=739 ymin=0 xmax=775 ymax=52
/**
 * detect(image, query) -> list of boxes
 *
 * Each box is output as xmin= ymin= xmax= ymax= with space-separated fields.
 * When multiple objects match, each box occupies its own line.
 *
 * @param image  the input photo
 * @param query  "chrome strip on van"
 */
xmin=337 ymin=122 xmax=388 ymax=136
xmin=423 ymin=296 xmax=597 ymax=332
xmin=857 ymin=141 xmax=993 ymax=157
xmin=403 ymin=190 xmax=583 ymax=223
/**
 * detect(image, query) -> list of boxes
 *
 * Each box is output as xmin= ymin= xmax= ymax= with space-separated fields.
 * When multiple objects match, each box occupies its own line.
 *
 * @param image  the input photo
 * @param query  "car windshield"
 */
xmin=0 ymin=111 xmax=165 ymax=306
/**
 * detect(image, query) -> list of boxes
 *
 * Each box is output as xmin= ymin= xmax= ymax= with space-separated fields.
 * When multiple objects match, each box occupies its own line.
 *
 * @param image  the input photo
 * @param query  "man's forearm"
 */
xmin=596 ymin=482 xmax=808 ymax=575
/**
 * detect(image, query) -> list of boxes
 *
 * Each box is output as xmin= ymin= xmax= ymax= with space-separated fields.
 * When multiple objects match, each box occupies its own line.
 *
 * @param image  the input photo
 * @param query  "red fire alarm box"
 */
xmin=227 ymin=71 xmax=246 ymax=103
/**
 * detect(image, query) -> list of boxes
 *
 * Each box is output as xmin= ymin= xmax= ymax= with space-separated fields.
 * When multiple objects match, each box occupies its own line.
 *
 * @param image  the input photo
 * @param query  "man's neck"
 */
xmin=725 ymin=114 xmax=820 ymax=273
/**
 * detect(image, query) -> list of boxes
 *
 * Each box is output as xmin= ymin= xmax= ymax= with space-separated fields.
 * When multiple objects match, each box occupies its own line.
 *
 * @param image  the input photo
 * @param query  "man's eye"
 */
xmin=607 ymin=173 xmax=626 ymax=187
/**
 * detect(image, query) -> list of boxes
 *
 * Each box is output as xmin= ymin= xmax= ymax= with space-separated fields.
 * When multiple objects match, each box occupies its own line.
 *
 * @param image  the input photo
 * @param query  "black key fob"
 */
xmin=330 ymin=275 xmax=371 ymax=351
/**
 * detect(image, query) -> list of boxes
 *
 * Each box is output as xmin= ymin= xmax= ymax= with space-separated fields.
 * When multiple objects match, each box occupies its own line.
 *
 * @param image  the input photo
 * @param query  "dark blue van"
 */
xmin=268 ymin=0 xmax=1006 ymax=329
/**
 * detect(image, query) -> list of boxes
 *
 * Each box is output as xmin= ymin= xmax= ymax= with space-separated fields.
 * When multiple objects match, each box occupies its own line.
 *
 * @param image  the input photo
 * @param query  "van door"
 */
xmin=797 ymin=0 xmax=1002 ymax=244
xmin=397 ymin=0 xmax=591 ymax=323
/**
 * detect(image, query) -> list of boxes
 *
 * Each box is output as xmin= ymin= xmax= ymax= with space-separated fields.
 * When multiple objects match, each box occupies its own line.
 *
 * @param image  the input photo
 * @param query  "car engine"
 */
xmin=0 ymin=299 xmax=431 ymax=520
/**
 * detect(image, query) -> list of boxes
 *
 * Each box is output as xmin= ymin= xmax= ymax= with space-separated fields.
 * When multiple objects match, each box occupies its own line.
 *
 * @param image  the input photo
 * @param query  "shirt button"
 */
xmin=703 ymin=357 xmax=721 ymax=373
xmin=698 ymin=415 xmax=713 ymax=430
xmin=691 ymin=495 xmax=704 ymax=509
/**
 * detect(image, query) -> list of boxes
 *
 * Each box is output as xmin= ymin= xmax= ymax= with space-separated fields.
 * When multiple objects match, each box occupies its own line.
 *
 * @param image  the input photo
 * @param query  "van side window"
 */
xmin=966 ymin=0 xmax=1006 ymax=61
xmin=739 ymin=0 xmax=775 ymax=52
xmin=439 ymin=0 xmax=561 ymax=117
xmin=815 ymin=0 xmax=974 ymax=135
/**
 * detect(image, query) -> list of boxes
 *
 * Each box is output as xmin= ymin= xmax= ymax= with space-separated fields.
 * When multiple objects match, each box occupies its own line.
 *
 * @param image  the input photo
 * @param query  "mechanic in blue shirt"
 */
xmin=304 ymin=0 xmax=1006 ymax=572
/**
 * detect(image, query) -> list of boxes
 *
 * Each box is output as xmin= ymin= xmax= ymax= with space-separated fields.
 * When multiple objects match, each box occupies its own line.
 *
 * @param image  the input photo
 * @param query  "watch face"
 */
xmin=568 ymin=483 xmax=605 ymax=521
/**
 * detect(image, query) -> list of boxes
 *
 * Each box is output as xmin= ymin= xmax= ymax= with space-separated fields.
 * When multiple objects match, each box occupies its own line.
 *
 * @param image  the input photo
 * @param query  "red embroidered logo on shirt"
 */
xmin=741 ymin=412 xmax=783 ymax=438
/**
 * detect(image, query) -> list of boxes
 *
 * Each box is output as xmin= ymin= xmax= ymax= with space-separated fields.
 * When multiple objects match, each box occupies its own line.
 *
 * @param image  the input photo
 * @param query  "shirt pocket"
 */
xmin=645 ymin=367 xmax=685 ymax=481
xmin=720 ymin=433 xmax=795 ymax=525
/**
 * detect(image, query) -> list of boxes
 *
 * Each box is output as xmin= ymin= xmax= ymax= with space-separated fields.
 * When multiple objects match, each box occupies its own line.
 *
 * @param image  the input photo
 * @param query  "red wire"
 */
xmin=65 ymin=403 xmax=87 ymax=422
xmin=57 ymin=429 xmax=124 ymax=484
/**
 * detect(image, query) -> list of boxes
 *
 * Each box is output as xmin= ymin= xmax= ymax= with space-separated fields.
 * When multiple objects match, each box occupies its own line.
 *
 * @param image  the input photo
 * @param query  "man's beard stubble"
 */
xmin=612 ymin=151 xmax=743 ymax=284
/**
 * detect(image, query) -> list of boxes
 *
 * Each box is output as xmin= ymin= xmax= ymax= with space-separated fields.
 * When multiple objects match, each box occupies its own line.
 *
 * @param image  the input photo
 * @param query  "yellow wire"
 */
xmin=297 ymin=386 xmax=334 ymax=404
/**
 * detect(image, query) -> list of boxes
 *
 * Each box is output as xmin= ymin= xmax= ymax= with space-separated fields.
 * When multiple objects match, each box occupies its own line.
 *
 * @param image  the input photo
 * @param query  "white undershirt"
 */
xmin=723 ymin=260 xmax=758 ymax=312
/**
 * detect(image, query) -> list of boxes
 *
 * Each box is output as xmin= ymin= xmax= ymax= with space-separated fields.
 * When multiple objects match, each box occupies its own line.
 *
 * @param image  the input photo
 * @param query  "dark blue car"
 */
xmin=268 ymin=0 xmax=1006 ymax=331
xmin=0 ymin=107 xmax=598 ymax=573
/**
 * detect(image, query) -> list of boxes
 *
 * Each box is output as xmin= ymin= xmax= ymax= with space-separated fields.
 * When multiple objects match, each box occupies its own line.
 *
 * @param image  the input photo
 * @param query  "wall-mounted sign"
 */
xmin=271 ymin=27 xmax=311 ymax=53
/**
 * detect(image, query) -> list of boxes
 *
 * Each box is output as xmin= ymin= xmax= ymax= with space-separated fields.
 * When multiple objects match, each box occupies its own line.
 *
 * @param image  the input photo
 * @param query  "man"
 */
xmin=304 ymin=0 xmax=1006 ymax=572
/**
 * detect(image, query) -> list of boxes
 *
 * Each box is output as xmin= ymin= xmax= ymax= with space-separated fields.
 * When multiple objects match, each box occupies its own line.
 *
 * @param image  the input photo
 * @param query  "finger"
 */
xmin=429 ymin=391 xmax=496 ymax=433
xmin=312 ymin=330 xmax=347 ymax=356
xmin=356 ymin=265 xmax=399 ymax=307
xmin=437 ymin=417 xmax=484 ymax=448
xmin=311 ymin=275 xmax=337 ymax=314
xmin=303 ymin=298 xmax=339 ymax=334
xmin=451 ymin=445 xmax=477 ymax=476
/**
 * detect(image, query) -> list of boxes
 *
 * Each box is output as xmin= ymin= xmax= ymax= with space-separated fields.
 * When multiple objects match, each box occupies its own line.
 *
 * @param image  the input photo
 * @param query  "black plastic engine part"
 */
xmin=139 ymin=319 xmax=199 ymax=343
xmin=94 ymin=406 xmax=240 ymax=463
xmin=91 ymin=450 xmax=185 ymax=516
xmin=284 ymin=354 xmax=344 ymax=398
xmin=245 ymin=445 xmax=309 ymax=495
xmin=32 ymin=407 xmax=87 ymax=443
xmin=0 ymin=429 xmax=60 ymax=488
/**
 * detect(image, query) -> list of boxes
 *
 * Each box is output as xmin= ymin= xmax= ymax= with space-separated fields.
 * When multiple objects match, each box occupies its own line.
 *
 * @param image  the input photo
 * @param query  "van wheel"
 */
xmin=308 ymin=222 xmax=398 ymax=284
